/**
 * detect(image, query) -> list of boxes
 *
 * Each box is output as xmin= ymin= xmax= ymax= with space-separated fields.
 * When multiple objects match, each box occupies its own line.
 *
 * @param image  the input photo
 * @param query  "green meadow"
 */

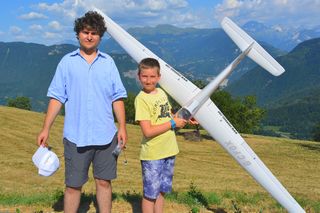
xmin=0 ymin=106 xmax=319 ymax=212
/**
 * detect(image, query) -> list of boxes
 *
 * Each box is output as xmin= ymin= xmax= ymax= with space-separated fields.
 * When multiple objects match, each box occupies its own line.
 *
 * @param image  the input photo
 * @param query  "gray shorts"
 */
xmin=63 ymin=135 xmax=118 ymax=188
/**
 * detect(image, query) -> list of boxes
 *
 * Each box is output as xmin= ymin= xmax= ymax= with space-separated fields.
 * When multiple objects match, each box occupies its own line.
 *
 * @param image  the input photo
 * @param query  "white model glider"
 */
xmin=94 ymin=8 xmax=304 ymax=213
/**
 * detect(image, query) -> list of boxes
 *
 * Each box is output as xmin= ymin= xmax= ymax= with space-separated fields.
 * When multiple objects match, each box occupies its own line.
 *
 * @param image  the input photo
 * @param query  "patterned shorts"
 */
xmin=141 ymin=156 xmax=176 ymax=199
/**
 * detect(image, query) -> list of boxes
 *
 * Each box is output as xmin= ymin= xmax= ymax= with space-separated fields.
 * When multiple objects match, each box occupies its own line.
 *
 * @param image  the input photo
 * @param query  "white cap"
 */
xmin=32 ymin=146 xmax=60 ymax=176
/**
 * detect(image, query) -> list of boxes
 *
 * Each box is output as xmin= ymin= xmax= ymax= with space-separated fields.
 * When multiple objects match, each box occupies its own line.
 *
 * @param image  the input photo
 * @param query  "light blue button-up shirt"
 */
xmin=47 ymin=49 xmax=127 ymax=147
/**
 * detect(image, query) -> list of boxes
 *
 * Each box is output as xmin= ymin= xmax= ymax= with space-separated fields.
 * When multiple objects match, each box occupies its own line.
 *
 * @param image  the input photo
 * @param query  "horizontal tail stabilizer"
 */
xmin=221 ymin=17 xmax=285 ymax=76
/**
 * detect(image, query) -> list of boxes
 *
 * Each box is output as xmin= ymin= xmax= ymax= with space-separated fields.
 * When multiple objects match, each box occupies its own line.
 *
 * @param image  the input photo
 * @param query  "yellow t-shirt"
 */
xmin=134 ymin=88 xmax=179 ymax=160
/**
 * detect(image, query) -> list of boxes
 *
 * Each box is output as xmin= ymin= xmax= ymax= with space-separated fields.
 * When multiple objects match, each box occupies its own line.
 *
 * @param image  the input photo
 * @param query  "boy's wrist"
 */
xmin=170 ymin=119 xmax=176 ymax=130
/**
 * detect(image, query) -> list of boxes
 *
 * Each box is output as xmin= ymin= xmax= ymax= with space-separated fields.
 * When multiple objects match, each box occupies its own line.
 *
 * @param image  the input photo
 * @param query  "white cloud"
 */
xmin=81 ymin=0 xmax=203 ymax=28
xmin=20 ymin=12 xmax=48 ymax=20
xmin=142 ymin=0 xmax=187 ymax=10
xmin=8 ymin=0 xmax=319 ymax=45
xmin=38 ymin=2 xmax=64 ymax=12
xmin=37 ymin=0 xmax=84 ymax=20
xmin=9 ymin=26 xmax=22 ymax=35
xmin=168 ymin=0 xmax=188 ymax=8
xmin=44 ymin=31 xmax=60 ymax=39
xmin=111 ymin=0 xmax=137 ymax=10
xmin=274 ymin=0 xmax=288 ymax=5
xmin=225 ymin=0 xmax=244 ymax=9
xmin=272 ymin=25 xmax=284 ymax=32
xmin=139 ymin=11 xmax=159 ymax=17
xmin=13 ymin=35 xmax=29 ymax=41
xmin=48 ymin=21 xmax=62 ymax=31
xmin=166 ymin=12 xmax=199 ymax=25
xmin=145 ymin=0 xmax=167 ymax=10
xmin=214 ymin=0 xmax=320 ymax=28
xmin=29 ymin=24 xmax=43 ymax=31
xmin=30 ymin=0 xmax=192 ymax=31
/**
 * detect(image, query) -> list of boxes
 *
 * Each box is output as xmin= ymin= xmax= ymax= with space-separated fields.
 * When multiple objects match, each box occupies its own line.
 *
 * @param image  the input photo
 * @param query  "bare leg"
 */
xmin=142 ymin=196 xmax=156 ymax=213
xmin=95 ymin=178 xmax=112 ymax=213
xmin=64 ymin=186 xmax=82 ymax=213
xmin=154 ymin=192 xmax=165 ymax=213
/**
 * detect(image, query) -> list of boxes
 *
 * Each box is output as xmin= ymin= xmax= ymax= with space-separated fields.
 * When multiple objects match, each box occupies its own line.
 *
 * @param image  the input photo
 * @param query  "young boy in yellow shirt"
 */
xmin=135 ymin=58 xmax=188 ymax=213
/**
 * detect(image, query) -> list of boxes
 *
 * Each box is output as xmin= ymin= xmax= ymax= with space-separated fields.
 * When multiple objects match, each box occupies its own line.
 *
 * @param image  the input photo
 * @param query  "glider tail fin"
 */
xmin=221 ymin=17 xmax=285 ymax=76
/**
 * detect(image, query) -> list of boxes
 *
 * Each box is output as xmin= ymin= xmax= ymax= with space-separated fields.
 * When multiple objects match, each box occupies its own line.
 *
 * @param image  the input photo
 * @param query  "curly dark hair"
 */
xmin=74 ymin=11 xmax=107 ymax=37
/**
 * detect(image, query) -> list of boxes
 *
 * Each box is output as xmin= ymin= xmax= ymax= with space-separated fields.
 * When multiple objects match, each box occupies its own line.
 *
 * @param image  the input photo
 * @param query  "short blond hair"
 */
xmin=138 ymin=58 xmax=160 ymax=75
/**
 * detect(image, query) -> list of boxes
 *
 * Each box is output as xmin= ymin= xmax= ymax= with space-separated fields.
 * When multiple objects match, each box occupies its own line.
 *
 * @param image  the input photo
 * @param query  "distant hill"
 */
xmin=0 ymin=42 xmax=138 ymax=111
xmin=242 ymin=20 xmax=320 ymax=51
xmin=264 ymin=86 xmax=320 ymax=139
xmin=0 ymin=25 xmax=285 ymax=112
xmin=101 ymin=24 xmax=285 ymax=82
xmin=0 ymin=42 xmax=75 ymax=110
xmin=226 ymin=38 xmax=320 ymax=139
xmin=0 ymin=24 xmax=319 ymax=139
xmin=226 ymin=38 xmax=320 ymax=106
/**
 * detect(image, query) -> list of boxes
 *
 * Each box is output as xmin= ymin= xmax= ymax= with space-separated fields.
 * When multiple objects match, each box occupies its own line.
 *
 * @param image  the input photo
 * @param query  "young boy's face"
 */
xmin=138 ymin=67 xmax=160 ymax=93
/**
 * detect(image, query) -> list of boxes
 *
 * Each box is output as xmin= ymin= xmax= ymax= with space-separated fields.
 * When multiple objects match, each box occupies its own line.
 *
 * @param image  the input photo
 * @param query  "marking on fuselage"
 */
xmin=218 ymin=111 xmax=238 ymax=135
xmin=165 ymin=64 xmax=189 ymax=82
xmin=223 ymin=140 xmax=252 ymax=166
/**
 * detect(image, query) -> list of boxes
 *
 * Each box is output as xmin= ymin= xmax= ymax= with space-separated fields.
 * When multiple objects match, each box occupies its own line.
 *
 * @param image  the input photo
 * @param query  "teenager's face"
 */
xmin=78 ymin=27 xmax=101 ymax=53
xmin=138 ymin=67 xmax=160 ymax=93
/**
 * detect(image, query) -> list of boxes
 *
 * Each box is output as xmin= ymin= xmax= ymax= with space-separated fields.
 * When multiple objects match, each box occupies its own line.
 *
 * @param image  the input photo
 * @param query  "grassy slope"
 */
xmin=0 ymin=106 xmax=319 ymax=212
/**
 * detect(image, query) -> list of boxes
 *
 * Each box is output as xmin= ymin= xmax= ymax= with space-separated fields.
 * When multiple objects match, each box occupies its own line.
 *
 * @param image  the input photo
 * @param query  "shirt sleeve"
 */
xmin=110 ymin=59 xmax=127 ymax=102
xmin=134 ymin=95 xmax=151 ymax=121
xmin=47 ymin=59 xmax=67 ymax=104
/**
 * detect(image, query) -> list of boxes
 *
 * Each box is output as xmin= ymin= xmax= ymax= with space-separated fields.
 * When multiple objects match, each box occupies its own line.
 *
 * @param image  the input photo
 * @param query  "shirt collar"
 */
xmin=70 ymin=48 xmax=107 ymax=58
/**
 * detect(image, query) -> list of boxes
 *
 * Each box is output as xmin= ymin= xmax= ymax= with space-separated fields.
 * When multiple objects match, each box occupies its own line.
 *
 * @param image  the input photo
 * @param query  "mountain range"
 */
xmin=0 ymin=22 xmax=319 ymax=140
xmin=102 ymin=20 xmax=320 ymax=53
xmin=101 ymin=23 xmax=286 ymax=83
xmin=0 ymin=23 xmax=286 ymax=111
xmin=226 ymin=38 xmax=320 ymax=139
xmin=242 ymin=21 xmax=320 ymax=51
xmin=0 ymin=42 xmax=138 ymax=111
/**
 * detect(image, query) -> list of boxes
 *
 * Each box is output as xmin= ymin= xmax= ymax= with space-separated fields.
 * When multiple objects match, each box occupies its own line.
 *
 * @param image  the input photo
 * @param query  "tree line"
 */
xmin=6 ymin=92 xmax=320 ymax=142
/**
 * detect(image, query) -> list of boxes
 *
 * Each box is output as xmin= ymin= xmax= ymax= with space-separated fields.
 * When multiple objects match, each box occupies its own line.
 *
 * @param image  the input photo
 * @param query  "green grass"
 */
xmin=0 ymin=190 xmax=63 ymax=206
xmin=1 ymin=186 xmax=320 ymax=212
xmin=1 ymin=106 xmax=320 ymax=212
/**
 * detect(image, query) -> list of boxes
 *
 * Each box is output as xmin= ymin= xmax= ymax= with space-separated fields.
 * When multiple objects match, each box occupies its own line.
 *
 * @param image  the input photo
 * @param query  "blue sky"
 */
xmin=0 ymin=0 xmax=319 ymax=45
